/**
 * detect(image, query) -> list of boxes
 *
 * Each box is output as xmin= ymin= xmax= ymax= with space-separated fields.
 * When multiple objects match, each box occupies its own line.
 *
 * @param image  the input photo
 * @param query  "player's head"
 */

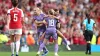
xmin=11 ymin=0 xmax=18 ymax=7
xmin=86 ymin=12 xmax=91 ymax=24
xmin=33 ymin=7 xmax=40 ymax=15
xmin=48 ymin=9 xmax=55 ymax=15
xmin=54 ymin=9 xmax=59 ymax=16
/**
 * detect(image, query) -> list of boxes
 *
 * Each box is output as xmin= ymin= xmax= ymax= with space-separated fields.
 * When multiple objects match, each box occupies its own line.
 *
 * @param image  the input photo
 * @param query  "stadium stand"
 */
xmin=0 ymin=0 xmax=100 ymax=46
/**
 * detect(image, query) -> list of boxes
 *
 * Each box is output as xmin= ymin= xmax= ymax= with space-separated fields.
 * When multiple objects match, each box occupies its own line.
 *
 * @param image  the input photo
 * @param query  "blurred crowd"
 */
xmin=0 ymin=0 xmax=100 ymax=45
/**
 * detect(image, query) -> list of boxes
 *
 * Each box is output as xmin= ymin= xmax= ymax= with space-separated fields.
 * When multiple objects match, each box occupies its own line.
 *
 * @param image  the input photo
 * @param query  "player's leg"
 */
xmin=14 ymin=29 xmax=22 ymax=56
xmin=83 ymin=30 xmax=92 ymax=55
xmin=57 ymin=30 xmax=71 ymax=50
xmin=53 ymin=33 xmax=59 ymax=56
xmin=10 ymin=35 xmax=15 ymax=56
xmin=9 ymin=29 xmax=15 ymax=56
xmin=38 ymin=32 xmax=48 ymax=55
xmin=83 ymin=30 xmax=89 ymax=54
xmin=38 ymin=32 xmax=49 ymax=56
xmin=36 ymin=39 xmax=48 ymax=56
xmin=37 ymin=32 xmax=40 ymax=45
xmin=88 ymin=31 xmax=93 ymax=55
xmin=37 ymin=32 xmax=44 ymax=45
xmin=86 ymin=40 xmax=91 ymax=55
xmin=15 ymin=34 xmax=21 ymax=56
xmin=38 ymin=32 xmax=45 ymax=43
xmin=54 ymin=39 xmax=59 ymax=56
xmin=57 ymin=30 xmax=67 ymax=44
xmin=36 ymin=32 xmax=50 ymax=56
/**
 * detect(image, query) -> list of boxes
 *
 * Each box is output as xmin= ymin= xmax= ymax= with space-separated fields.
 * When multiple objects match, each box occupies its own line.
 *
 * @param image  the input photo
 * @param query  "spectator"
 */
xmin=26 ymin=32 xmax=35 ymax=46
xmin=0 ymin=0 xmax=99 ymax=45
xmin=20 ymin=33 xmax=27 ymax=46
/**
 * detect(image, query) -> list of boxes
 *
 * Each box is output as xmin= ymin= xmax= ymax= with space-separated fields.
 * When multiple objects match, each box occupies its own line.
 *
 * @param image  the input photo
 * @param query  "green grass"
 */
xmin=0 ymin=51 xmax=100 ymax=56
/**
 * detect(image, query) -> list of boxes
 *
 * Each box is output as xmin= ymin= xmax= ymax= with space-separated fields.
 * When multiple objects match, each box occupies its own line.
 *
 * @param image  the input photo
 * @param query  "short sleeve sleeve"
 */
xmin=41 ymin=14 xmax=45 ymax=17
xmin=21 ymin=10 xmax=24 ymax=17
xmin=33 ymin=16 xmax=36 ymax=20
xmin=7 ymin=9 xmax=10 ymax=15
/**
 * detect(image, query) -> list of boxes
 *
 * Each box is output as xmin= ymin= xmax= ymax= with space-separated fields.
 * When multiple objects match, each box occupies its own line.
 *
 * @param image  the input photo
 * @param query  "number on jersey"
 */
xmin=14 ymin=14 xmax=18 ymax=21
xmin=49 ymin=19 xmax=54 ymax=26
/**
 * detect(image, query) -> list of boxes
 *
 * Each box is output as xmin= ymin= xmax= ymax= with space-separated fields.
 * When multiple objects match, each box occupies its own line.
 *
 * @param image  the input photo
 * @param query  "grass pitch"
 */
xmin=0 ymin=51 xmax=100 ymax=56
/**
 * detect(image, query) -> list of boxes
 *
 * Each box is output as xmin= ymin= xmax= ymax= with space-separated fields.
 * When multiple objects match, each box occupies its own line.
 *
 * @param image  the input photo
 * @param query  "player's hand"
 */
xmin=37 ymin=24 xmax=43 ymax=26
xmin=43 ymin=20 xmax=47 ymax=24
xmin=44 ymin=15 xmax=49 ymax=17
xmin=52 ymin=15 xmax=56 ymax=18
xmin=5 ymin=25 xmax=9 ymax=30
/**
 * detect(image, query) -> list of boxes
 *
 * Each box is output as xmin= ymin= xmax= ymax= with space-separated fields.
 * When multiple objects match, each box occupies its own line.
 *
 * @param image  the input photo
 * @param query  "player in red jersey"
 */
xmin=6 ymin=0 xmax=24 ymax=56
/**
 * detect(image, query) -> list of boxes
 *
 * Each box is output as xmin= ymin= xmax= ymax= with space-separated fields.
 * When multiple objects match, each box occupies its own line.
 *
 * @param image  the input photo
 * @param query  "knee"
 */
xmin=54 ymin=40 xmax=58 ymax=44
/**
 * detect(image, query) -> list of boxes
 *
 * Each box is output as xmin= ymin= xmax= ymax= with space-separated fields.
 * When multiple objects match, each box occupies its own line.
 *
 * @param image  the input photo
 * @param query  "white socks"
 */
xmin=11 ymin=42 xmax=15 ymax=54
xmin=11 ymin=40 xmax=20 ymax=55
xmin=66 ymin=45 xmax=71 ymax=50
xmin=15 ymin=40 xmax=20 ymax=55
xmin=55 ymin=52 xmax=57 ymax=55
xmin=37 ymin=51 xmax=40 ymax=54
xmin=55 ymin=52 xmax=59 ymax=56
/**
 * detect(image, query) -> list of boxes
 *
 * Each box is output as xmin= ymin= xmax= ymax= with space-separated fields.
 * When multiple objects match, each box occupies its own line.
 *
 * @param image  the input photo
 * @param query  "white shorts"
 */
xmin=9 ymin=29 xmax=22 ymax=35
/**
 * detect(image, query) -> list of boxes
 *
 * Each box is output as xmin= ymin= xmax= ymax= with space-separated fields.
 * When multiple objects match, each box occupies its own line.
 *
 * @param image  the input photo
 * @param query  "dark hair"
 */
xmin=28 ymin=32 xmax=31 ymax=35
xmin=86 ymin=13 xmax=90 ymax=24
xmin=54 ymin=9 xmax=59 ymax=12
xmin=37 ymin=3 xmax=41 ymax=7
xmin=11 ymin=0 xmax=18 ymax=7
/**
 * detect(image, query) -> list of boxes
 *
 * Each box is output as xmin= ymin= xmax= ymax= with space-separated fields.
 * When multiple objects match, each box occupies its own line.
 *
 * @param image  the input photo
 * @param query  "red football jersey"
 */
xmin=7 ymin=8 xmax=24 ymax=29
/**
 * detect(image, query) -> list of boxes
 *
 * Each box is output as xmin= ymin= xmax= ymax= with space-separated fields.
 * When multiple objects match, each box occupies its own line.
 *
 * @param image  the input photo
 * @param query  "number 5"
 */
xmin=14 ymin=14 xmax=18 ymax=21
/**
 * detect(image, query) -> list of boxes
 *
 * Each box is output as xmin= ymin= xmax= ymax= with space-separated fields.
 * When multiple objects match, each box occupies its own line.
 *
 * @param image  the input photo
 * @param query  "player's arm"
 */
xmin=20 ymin=9 xmax=25 ymax=24
xmin=93 ymin=23 xmax=96 ymax=31
xmin=32 ymin=19 xmax=37 ymax=30
xmin=82 ymin=20 xmax=86 ymax=31
xmin=82 ymin=24 xmax=86 ymax=31
xmin=7 ymin=14 xmax=11 ymax=26
xmin=34 ymin=20 xmax=44 ymax=24
xmin=53 ymin=16 xmax=59 ymax=20
xmin=93 ymin=20 xmax=97 ymax=30
xmin=34 ymin=14 xmax=46 ymax=24
xmin=6 ymin=10 xmax=11 ymax=29
xmin=34 ymin=19 xmax=44 ymax=27
xmin=21 ymin=17 xmax=25 ymax=25
xmin=43 ymin=19 xmax=47 ymax=25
